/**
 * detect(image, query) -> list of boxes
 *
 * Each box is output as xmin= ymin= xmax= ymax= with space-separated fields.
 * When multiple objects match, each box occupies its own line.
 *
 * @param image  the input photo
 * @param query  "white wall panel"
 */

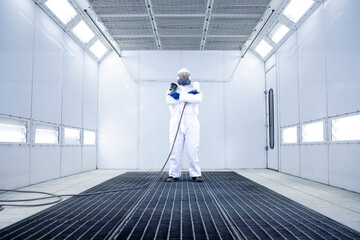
xmin=139 ymin=82 xmax=170 ymax=169
xmin=98 ymin=52 xmax=138 ymax=169
xmin=182 ymin=51 xmax=223 ymax=81
xmin=32 ymin=6 xmax=63 ymax=124
xmin=300 ymin=145 xmax=328 ymax=184
xmin=225 ymin=52 xmax=266 ymax=169
xmin=62 ymin=35 xmax=83 ymax=127
xmin=325 ymin=0 xmax=360 ymax=116
xmin=82 ymin=146 xmax=97 ymax=172
xmin=0 ymin=146 xmax=30 ymax=189
xmin=198 ymin=82 xmax=225 ymax=169
xmin=61 ymin=147 xmax=82 ymax=177
xmin=30 ymin=146 xmax=60 ymax=185
xmin=223 ymin=51 xmax=242 ymax=81
xmin=122 ymin=50 xmax=241 ymax=82
xmin=139 ymin=51 xmax=182 ymax=81
xmin=0 ymin=0 xmax=34 ymax=118
xmin=280 ymin=146 xmax=300 ymax=176
xmin=278 ymin=33 xmax=299 ymax=126
xmin=83 ymin=53 xmax=98 ymax=130
xmin=121 ymin=51 xmax=140 ymax=81
xmin=297 ymin=6 xmax=327 ymax=122
xmin=329 ymin=145 xmax=360 ymax=193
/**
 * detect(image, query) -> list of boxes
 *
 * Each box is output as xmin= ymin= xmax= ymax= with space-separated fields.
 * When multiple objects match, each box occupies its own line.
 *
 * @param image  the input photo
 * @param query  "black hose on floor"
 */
xmin=0 ymin=104 xmax=187 ymax=209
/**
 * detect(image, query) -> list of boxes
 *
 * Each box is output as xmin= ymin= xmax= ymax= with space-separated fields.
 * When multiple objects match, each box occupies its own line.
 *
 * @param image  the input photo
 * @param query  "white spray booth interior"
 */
xmin=0 ymin=0 xmax=359 ymax=194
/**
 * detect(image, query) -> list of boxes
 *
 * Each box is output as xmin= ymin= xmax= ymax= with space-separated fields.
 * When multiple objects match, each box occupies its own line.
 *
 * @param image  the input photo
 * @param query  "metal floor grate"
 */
xmin=1 ymin=172 xmax=359 ymax=239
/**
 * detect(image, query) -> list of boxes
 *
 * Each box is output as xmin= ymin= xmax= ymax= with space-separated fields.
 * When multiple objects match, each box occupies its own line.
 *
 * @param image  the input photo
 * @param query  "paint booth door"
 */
xmin=266 ymin=66 xmax=279 ymax=170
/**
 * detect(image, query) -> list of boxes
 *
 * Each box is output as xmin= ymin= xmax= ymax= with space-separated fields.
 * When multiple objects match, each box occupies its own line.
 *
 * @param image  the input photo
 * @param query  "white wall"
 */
xmin=98 ymin=51 xmax=266 ymax=170
xmin=0 ymin=0 xmax=98 ymax=189
xmin=122 ymin=50 xmax=241 ymax=82
xmin=275 ymin=0 xmax=360 ymax=192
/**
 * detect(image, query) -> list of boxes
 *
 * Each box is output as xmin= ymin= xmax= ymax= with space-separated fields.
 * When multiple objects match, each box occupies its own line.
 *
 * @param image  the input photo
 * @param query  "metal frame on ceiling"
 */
xmin=89 ymin=0 xmax=272 ymax=51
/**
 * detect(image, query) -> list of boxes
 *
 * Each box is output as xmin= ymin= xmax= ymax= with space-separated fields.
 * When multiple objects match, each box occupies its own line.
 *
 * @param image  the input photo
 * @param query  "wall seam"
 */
xmin=137 ymin=52 xmax=141 ymax=170
xmin=322 ymin=2 xmax=330 ymax=185
xmin=296 ymin=30 xmax=301 ymax=177
xmin=222 ymin=51 xmax=226 ymax=169
xmin=29 ymin=2 xmax=37 ymax=187
xmin=96 ymin=58 xmax=99 ymax=170
xmin=60 ymin=31 xmax=65 ymax=178
xmin=81 ymin=50 xmax=85 ymax=172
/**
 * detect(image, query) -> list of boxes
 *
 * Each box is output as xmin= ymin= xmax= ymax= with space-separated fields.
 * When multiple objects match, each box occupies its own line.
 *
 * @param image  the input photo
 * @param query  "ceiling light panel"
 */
xmin=269 ymin=23 xmax=290 ymax=43
xmin=45 ymin=0 xmax=77 ymax=25
xmin=72 ymin=20 xmax=95 ymax=43
xmin=254 ymin=39 xmax=273 ymax=58
xmin=282 ymin=0 xmax=314 ymax=23
xmin=90 ymin=40 xmax=108 ymax=59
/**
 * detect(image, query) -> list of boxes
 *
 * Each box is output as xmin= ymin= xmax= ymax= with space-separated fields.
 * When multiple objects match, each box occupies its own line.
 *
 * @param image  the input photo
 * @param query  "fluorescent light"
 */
xmin=45 ymin=0 xmax=77 ymax=25
xmin=0 ymin=119 xmax=27 ymax=143
xmin=64 ymin=127 xmax=81 ymax=145
xmin=89 ymin=40 xmax=107 ymax=59
xmin=84 ymin=130 xmax=96 ymax=145
xmin=269 ymin=23 xmax=290 ymax=43
xmin=282 ymin=0 xmax=314 ymax=23
xmin=302 ymin=121 xmax=324 ymax=143
xmin=282 ymin=126 xmax=297 ymax=144
xmin=254 ymin=40 xmax=273 ymax=58
xmin=72 ymin=20 xmax=95 ymax=43
xmin=332 ymin=114 xmax=360 ymax=141
xmin=35 ymin=125 xmax=59 ymax=144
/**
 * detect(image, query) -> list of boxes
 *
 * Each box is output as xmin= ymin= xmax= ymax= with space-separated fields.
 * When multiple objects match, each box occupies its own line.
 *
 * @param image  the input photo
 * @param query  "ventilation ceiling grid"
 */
xmin=114 ymin=37 xmax=157 ymax=50
xmin=87 ymin=0 xmax=272 ymax=50
xmin=151 ymin=0 xmax=208 ymax=14
xmin=161 ymin=37 xmax=201 ymax=50
xmin=205 ymin=37 xmax=247 ymax=50
xmin=100 ymin=17 xmax=153 ymax=36
xmin=89 ymin=0 xmax=148 ymax=14
xmin=156 ymin=16 xmax=204 ymax=35
xmin=208 ymin=17 xmax=259 ymax=35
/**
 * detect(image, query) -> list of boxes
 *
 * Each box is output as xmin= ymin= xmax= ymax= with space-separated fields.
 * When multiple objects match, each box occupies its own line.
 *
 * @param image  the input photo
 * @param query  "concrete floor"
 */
xmin=0 ymin=169 xmax=359 ymax=233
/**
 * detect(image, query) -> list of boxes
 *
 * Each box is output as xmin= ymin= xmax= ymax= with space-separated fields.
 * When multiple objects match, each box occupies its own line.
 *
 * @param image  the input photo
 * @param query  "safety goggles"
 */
xmin=178 ymin=72 xmax=190 ymax=78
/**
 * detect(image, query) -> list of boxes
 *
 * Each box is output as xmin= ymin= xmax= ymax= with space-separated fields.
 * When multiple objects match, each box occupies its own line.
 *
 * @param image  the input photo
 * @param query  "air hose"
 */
xmin=0 ymin=103 xmax=187 ymax=210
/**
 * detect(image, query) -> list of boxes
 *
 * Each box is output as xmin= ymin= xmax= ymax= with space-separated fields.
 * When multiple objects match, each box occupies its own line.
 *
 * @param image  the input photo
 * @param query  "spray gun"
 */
xmin=169 ymin=83 xmax=178 ymax=94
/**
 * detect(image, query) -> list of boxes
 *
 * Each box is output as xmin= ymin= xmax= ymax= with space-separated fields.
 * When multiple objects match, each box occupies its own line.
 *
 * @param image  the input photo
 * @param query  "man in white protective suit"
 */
xmin=165 ymin=68 xmax=204 ymax=182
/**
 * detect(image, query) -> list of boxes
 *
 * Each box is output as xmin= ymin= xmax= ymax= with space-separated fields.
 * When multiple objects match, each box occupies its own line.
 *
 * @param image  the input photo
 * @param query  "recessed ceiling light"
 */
xmin=254 ymin=40 xmax=273 ymax=58
xmin=269 ymin=23 xmax=290 ymax=43
xmin=72 ymin=20 xmax=95 ymax=43
xmin=282 ymin=0 xmax=314 ymax=23
xmin=45 ymin=0 xmax=77 ymax=25
xmin=90 ymin=40 xmax=108 ymax=59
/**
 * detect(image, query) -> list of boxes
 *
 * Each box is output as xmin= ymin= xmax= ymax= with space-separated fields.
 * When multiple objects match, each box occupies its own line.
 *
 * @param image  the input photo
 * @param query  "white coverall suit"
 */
xmin=166 ymin=83 xmax=202 ymax=178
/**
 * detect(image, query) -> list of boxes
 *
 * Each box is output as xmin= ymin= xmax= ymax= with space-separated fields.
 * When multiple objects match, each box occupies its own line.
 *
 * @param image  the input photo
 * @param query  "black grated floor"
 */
xmin=1 ymin=172 xmax=360 ymax=240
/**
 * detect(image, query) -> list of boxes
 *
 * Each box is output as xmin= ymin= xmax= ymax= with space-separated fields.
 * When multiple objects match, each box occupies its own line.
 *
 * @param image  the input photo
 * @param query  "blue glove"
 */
xmin=188 ymin=90 xmax=199 ymax=95
xmin=170 ymin=92 xmax=179 ymax=100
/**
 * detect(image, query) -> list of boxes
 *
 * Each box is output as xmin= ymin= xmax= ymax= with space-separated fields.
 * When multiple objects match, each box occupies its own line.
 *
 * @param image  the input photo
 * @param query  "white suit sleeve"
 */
xmin=179 ymin=91 xmax=203 ymax=103
xmin=166 ymin=90 xmax=179 ymax=105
